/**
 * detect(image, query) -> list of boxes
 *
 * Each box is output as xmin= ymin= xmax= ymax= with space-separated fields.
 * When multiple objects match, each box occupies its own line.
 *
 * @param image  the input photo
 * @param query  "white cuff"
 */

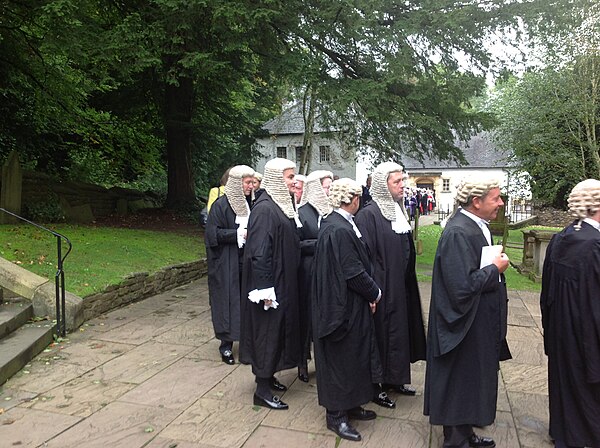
xmin=237 ymin=227 xmax=246 ymax=248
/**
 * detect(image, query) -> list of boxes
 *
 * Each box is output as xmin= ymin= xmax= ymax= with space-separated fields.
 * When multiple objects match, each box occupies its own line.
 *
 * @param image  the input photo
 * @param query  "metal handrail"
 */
xmin=0 ymin=208 xmax=71 ymax=337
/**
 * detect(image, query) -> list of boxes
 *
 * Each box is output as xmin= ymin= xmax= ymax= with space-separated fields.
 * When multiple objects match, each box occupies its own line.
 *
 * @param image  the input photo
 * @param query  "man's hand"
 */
xmin=492 ymin=252 xmax=510 ymax=274
xmin=369 ymin=302 xmax=377 ymax=314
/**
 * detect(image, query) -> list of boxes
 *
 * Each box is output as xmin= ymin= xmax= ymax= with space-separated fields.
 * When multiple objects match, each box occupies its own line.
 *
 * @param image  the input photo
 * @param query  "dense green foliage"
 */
xmin=486 ymin=6 xmax=600 ymax=207
xmin=0 ymin=224 xmax=203 ymax=297
xmin=1 ymin=0 xmax=595 ymax=208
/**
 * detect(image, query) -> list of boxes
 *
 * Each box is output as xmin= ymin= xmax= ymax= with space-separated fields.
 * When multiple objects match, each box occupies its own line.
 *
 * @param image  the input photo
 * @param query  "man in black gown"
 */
xmin=297 ymin=170 xmax=333 ymax=382
xmin=541 ymin=178 xmax=600 ymax=448
xmin=205 ymin=165 xmax=255 ymax=364
xmin=312 ymin=178 xmax=382 ymax=442
xmin=240 ymin=157 xmax=301 ymax=410
xmin=355 ymin=162 xmax=426 ymax=408
xmin=423 ymin=177 xmax=510 ymax=448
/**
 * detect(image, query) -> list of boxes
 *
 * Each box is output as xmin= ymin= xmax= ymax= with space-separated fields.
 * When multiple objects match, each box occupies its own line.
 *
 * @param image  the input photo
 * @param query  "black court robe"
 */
xmin=541 ymin=220 xmax=600 ymax=447
xmin=298 ymin=203 xmax=320 ymax=362
xmin=239 ymin=192 xmax=301 ymax=377
xmin=355 ymin=202 xmax=426 ymax=385
xmin=312 ymin=212 xmax=383 ymax=411
xmin=204 ymin=196 xmax=242 ymax=342
xmin=424 ymin=212 xmax=509 ymax=426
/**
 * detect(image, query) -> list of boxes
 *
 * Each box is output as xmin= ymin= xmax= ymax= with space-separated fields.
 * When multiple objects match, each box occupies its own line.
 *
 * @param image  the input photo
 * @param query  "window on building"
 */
xmin=319 ymin=145 xmax=331 ymax=163
xmin=296 ymin=146 xmax=303 ymax=163
xmin=442 ymin=178 xmax=450 ymax=192
xmin=276 ymin=146 xmax=287 ymax=158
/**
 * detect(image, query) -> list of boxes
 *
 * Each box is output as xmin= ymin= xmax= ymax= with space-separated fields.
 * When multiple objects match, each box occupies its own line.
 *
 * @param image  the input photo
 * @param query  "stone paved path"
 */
xmin=0 ymin=277 xmax=551 ymax=447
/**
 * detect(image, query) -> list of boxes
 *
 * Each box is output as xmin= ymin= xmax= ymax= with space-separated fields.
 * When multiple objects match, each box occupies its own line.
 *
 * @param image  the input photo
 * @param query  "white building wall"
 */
xmin=404 ymin=167 xmax=509 ymax=213
xmin=254 ymin=134 xmax=356 ymax=179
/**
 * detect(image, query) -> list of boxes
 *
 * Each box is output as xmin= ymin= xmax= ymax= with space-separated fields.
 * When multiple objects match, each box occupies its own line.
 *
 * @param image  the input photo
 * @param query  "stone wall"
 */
xmin=20 ymin=171 xmax=161 ymax=221
xmin=534 ymin=206 xmax=572 ymax=228
xmin=82 ymin=259 xmax=208 ymax=321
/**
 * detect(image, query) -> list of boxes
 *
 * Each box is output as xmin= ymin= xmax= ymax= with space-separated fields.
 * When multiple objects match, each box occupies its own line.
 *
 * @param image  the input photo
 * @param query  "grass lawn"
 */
xmin=415 ymin=224 xmax=562 ymax=292
xmin=0 ymin=224 xmax=203 ymax=297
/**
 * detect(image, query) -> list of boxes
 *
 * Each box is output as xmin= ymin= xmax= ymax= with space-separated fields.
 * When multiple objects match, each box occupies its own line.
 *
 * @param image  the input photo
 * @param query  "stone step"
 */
xmin=0 ymin=298 xmax=33 ymax=338
xmin=0 ymin=321 xmax=55 ymax=385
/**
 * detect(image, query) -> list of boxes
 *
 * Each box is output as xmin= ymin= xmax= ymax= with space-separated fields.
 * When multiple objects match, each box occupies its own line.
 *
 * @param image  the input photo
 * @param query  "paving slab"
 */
xmin=243 ymin=426 xmax=334 ymax=448
xmin=0 ymin=406 xmax=81 ymax=447
xmin=86 ymin=340 xmax=195 ymax=384
xmin=42 ymin=400 xmax=180 ymax=448
xmin=93 ymin=314 xmax=189 ymax=345
xmin=18 ymin=368 xmax=136 ymax=417
xmin=0 ymin=277 xmax=555 ymax=448
xmin=159 ymin=397 xmax=266 ymax=447
xmin=119 ymin=358 xmax=234 ymax=410
xmin=152 ymin=312 xmax=215 ymax=346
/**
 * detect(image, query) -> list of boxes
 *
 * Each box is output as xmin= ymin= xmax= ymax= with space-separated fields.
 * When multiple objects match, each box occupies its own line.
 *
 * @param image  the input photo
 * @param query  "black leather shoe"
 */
xmin=372 ymin=392 xmax=396 ymax=408
xmin=348 ymin=406 xmax=377 ymax=421
xmin=326 ymin=421 xmax=362 ymax=441
xmin=253 ymin=393 xmax=288 ymax=410
xmin=468 ymin=433 xmax=496 ymax=448
xmin=270 ymin=377 xmax=288 ymax=391
xmin=298 ymin=372 xmax=309 ymax=383
xmin=221 ymin=350 xmax=235 ymax=365
xmin=396 ymin=384 xmax=416 ymax=395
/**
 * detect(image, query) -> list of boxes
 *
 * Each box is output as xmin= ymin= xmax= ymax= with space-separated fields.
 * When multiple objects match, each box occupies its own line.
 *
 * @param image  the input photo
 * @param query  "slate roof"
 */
xmin=262 ymin=103 xmax=339 ymax=134
xmin=401 ymin=132 xmax=513 ymax=169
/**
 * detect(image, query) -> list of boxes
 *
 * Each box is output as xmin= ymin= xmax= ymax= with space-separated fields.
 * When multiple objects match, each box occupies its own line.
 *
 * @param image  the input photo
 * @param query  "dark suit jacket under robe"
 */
xmin=298 ymin=203 xmax=320 ymax=361
xmin=239 ymin=192 xmax=301 ymax=377
xmin=204 ymin=195 xmax=242 ymax=342
xmin=541 ymin=220 xmax=600 ymax=447
xmin=312 ymin=212 xmax=383 ymax=411
xmin=424 ymin=212 xmax=509 ymax=426
xmin=355 ymin=201 xmax=426 ymax=385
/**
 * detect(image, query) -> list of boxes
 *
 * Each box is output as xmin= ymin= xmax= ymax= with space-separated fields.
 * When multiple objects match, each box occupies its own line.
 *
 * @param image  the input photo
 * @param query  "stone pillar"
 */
xmin=0 ymin=151 xmax=23 ymax=224
xmin=529 ymin=230 xmax=556 ymax=282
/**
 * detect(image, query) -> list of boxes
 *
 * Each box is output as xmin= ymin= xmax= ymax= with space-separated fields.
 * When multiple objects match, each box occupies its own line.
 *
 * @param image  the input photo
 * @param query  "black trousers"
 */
xmin=443 ymin=425 xmax=472 ymax=448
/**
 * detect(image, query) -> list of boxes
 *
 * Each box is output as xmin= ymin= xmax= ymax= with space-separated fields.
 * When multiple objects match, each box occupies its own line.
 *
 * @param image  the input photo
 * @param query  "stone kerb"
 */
xmin=82 ymin=259 xmax=208 ymax=321
xmin=0 ymin=257 xmax=84 ymax=331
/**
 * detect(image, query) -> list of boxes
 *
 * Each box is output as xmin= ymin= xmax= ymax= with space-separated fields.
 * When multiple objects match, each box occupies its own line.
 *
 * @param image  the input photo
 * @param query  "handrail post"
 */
xmin=0 ymin=208 xmax=71 ymax=337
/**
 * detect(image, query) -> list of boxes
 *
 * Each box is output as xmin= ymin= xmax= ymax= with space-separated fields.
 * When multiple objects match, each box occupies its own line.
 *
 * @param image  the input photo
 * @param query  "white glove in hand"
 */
xmin=248 ymin=287 xmax=279 ymax=310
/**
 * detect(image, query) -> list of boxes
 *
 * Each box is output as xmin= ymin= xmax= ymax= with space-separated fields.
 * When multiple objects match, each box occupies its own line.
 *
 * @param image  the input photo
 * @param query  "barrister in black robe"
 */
xmin=297 ymin=170 xmax=333 ymax=382
xmin=205 ymin=165 xmax=255 ymax=364
xmin=312 ymin=178 xmax=383 ymax=442
xmin=354 ymin=163 xmax=426 ymax=400
xmin=424 ymin=179 xmax=510 ymax=448
xmin=540 ymin=179 xmax=600 ymax=448
xmin=239 ymin=158 xmax=301 ymax=410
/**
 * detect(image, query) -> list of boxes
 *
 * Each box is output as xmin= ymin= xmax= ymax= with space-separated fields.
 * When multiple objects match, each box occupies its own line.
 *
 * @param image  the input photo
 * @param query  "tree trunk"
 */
xmin=164 ymin=76 xmax=197 ymax=209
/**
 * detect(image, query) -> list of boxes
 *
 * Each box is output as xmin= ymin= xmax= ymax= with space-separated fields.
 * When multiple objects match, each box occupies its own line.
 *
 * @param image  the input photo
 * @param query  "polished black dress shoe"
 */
xmin=326 ymin=421 xmax=362 ymax=441
xmin=298 ymin=372 xmax=309 ymax=383
xmin=468 ymin=433 xmax=496 ymax=448
xmin=253 ymin=393 xmax=289 ymax=410
xmin=396 ymin=384 xmax=416 ymax=395
xmin=372 ymin=392 xmax=396 ymax=408
xmin=348 ymin=406 xmax=377 ymax=421
xmin=220 ymin=350 xmax=235 ymax=365
xmin=270 ymin=377 xmax=288 ymax=391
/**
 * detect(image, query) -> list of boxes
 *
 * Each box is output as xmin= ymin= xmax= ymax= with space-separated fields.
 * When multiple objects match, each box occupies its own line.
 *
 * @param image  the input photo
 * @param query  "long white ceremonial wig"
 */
xmin=224 ymin=165 xmax=255 ymax=217
xmin=329 ymin=178 xmax=362 ymax=209
xmin=263 ymin=158 xmax=297 ymax=218
xmin=371 ymin=161 xmax=409 ymax=222
xmin=567 ymin=178 xmax=600 ymax=230
xmin=302 ymin=170 xmax=333 ymax=215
